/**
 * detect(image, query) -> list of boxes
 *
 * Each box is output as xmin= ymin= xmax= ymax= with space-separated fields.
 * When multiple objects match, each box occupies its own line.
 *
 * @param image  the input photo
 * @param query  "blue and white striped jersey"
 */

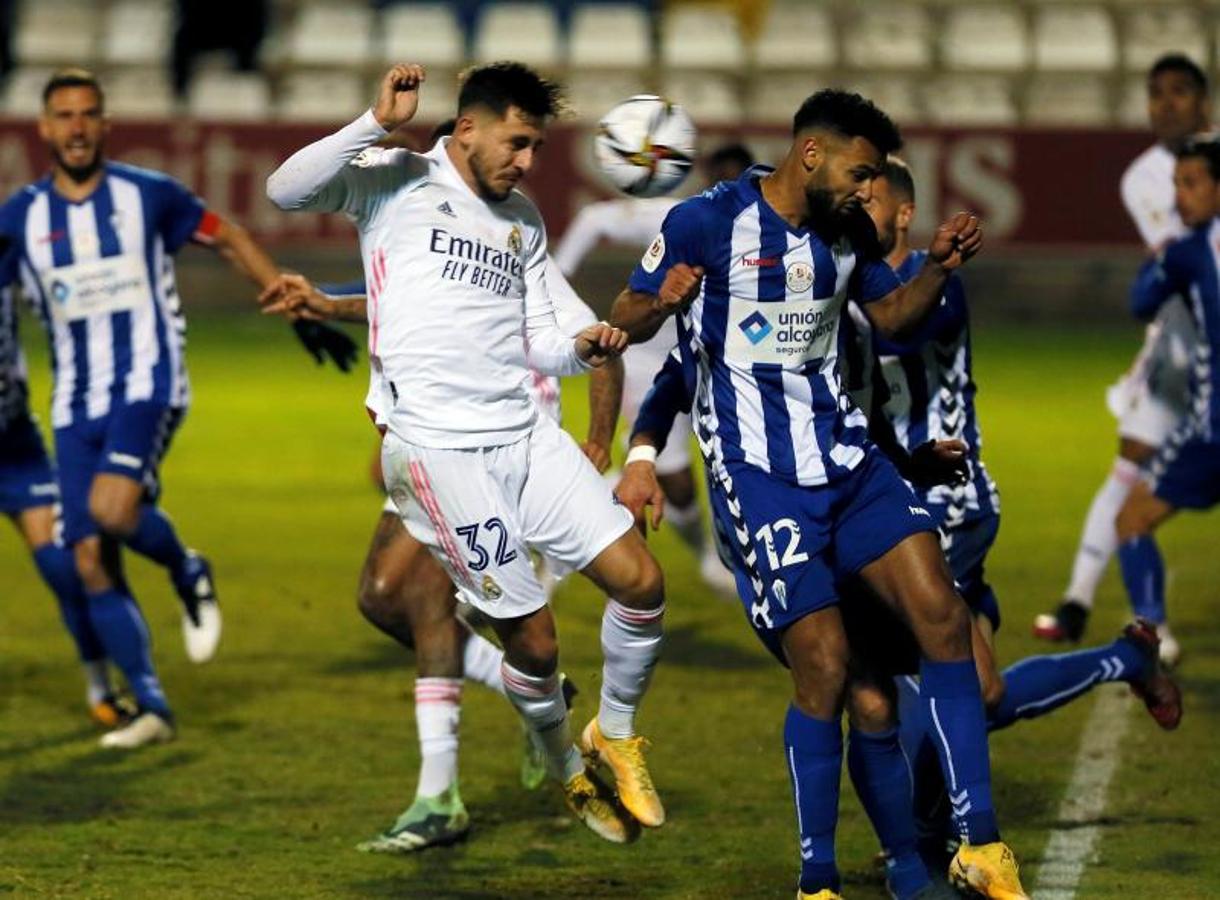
xmin=0 ymin=163 xmax=214 ymax=428
xmin=843 ymin=250 xmax=998 ymax=529
xmin=1133 ymin=216 xmax=1220 ymax=442
xmin=0 ymin=247 xmax=29 ymax=427
xmin=628 ymin=168 xmax=901 ymax=487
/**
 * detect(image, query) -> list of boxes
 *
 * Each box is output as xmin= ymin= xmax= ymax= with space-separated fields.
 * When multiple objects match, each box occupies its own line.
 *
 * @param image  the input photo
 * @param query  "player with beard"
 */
xmin=0 ymin=68 xmax=346 ymax=748
xmin=611 ymin=90 xmax=1026 ymax=898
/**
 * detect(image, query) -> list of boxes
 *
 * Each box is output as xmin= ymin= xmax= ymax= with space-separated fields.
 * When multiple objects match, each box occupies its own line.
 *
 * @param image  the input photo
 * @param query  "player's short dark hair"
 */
xmin=1177 ymin=138 xmax=1220 ymax=180
xmin=793 ymin=89 xmax=901 ymax=155
xmin=457 ymin=62 xmax=564 ymax=121
xmin=1149 ymin=53 xmax=1208 ymax=94
xmin=42 ymin=67 xmax=104 ymax=110
xmin=706 ymin=143 xmax=755 ymax=172
xmin=430 ymin=118 xmax=456 ymax=142
xmin=880 ymin=156 xmax=915 ymax=202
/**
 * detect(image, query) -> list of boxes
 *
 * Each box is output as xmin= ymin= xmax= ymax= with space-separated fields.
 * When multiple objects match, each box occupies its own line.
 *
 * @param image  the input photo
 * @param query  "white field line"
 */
xmin=1032 ymin=685 xmax=1133 ymax=900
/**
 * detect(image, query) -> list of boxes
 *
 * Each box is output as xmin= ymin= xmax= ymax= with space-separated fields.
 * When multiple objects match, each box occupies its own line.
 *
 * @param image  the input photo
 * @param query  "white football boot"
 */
xmin=99 ymin=711 xmax=175 ymax=749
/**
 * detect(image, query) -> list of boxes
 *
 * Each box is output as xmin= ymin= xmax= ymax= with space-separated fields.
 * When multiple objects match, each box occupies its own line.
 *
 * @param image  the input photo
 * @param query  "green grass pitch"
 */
xmin=2 ymin=313 xmax=1218 ymax=898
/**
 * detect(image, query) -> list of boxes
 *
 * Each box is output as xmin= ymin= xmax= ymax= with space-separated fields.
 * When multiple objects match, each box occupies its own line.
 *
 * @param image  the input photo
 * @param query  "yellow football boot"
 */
xmin=797 ymin=891 xmax=843 ymax=899
xmin=949 ymin=842 xmax=1029 ymax=899
xmin=581 ymin=717 xmax=665 ymax=827
xmin=562 ymin=767 xmax=640 ymax=844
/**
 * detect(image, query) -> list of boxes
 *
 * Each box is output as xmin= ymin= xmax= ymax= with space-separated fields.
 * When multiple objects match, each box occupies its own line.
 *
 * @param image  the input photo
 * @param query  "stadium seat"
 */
xmin=286 ymin=4 xmax=374 ymax=67
xmin=106 ymin=68 xmax=176 ymax=118
xmin=277 ymin=71 xmax=364 ymax=123
xmin=1116 ymin=74 xmax=1150 ymax=127
xmin=379 ymin=3 xmax=466 ymax=68
xmin=745 ymin=73 xmax=832 ymax=125
xmin=101 ymin=0 xmax=173 ymax=66
xmin=922 ymin=75 xmax=1017 ymax=126
xmin=941 ymin=5 xmax=1029 ymax=72
xmin=847 ymin=76 xmax=924 ymax=126
xmin=188 ymin=71 xmax=272 ymax=121
xmin=567 ymin=72 xmax=651 ymax=122
xmin=409 ymin=69 xmax=460 ymax=125
xmin=753 ymin=1 xmax=836 ymax=71
xmin=472 ymin=3 xmax=563 ymax=69
xmin=14 ymin=0 xmax=99 ymax=65
xmin=843 ymin=5 xmax=932 ymax=71
xmin=660 ymin=7 xmax=746 ymax=71
xmin=1025 ymin=75 xmax=1111 ymax=126
xmin=661 ymin=72 xmax=742 ymax=125
xmin=569 ymin=4 xmax=651 ymax=70
xmin=1120 ymin=7 xmax=1206 ymax=72
xmin=1032 ymin=6 xmax=1117 ymax=71
xmin=1 ymin=66 xmax=59 ymax=117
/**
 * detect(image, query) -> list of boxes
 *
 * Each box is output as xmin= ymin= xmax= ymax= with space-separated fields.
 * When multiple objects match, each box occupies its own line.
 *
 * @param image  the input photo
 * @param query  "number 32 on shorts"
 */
xmin=754 ymin=518 xmax=808 ymax=572
xmin=455 ymin=517 xmax=518 ymax=571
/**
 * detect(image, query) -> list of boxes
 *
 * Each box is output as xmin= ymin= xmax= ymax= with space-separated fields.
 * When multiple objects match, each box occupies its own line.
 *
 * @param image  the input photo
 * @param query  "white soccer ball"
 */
xmin=594 ymin=95 xmax=697 ymax=198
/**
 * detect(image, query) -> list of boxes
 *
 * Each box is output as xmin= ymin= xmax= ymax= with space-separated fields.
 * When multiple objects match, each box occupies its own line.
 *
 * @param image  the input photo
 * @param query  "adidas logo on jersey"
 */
xmin=437 ymin=201 xmax=456 ymax=218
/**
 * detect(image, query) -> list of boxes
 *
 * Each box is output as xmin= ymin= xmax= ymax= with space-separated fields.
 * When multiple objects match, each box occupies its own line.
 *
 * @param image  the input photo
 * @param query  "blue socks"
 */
xmin=896 ymin=677 xmax=953 ymax=868
xmin=919 ymin=659 xmax=999 ymax=845
xmin=32 ymin=542 xmax=106 ymax=663
xmin=989 ymin=638 xmax=1147 ymax=730
xmin=123 ymin=505 xmax=188 ymax=575
xmin=86 ymin=587 xmax=170 ymax=717
xmin=1118 ymin=535 xmax=1166 ymax=624
xmin=784 ymin=704 xmax=842 ymax=895
xmin=847 ymin=728 xmax=931 ymax=899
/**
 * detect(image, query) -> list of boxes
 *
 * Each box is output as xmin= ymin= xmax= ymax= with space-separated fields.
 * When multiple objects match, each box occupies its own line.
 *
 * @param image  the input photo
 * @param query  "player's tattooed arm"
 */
xmin=583 ymin=355 xmax=624 ymax=473
xmin=609 ymin=263 xmax=703 ymax=343
xmin=260 ymin=273 xmax=368 ymax=322
xmin=866 ymin=212 xmax=982 ymax=339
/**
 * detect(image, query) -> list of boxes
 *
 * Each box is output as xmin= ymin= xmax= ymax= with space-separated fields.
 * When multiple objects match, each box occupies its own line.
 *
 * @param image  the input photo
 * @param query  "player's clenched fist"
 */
xmin=657 ymin=263 xmax=703 ymax=312
xmin=373 ymin=64 xmax=426 ymax=131
xmin=929 ymin=211 xmax=982 ymax=271
xmin=575 ymin=322 xmax=628 ymax=367
xmin=616 ymin=458 xmax=666 ymax=531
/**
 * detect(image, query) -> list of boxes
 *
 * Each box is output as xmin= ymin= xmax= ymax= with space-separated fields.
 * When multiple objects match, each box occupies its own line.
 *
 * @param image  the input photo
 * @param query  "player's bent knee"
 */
xmin=847 ymin=684 xmax=896 ymax=732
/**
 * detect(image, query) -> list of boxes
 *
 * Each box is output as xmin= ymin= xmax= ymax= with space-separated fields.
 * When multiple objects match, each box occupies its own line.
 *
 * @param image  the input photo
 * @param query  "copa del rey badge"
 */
xmin=641 ymin=233 xmax=665 ymax=273
xmin=785 ymin=261 xmax=814 ymax=293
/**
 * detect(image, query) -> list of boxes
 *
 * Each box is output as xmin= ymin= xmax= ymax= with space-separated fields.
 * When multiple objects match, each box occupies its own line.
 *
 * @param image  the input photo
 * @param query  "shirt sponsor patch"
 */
xmin=641 ymin=233 xmax=665 ymax=273
xmin=42 ymin=255 xmax=151 ymax=323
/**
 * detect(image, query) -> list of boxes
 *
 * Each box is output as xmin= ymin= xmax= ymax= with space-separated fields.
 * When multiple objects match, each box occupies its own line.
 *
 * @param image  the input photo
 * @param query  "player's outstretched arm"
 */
xmin=266 ymin=64 xmax=424 ymax=212
xmin=610 ymin=263 xmax=703 ymax=344
xmin=866 ymin=212 xmax=981 ymax=339
xmin=1130 ymin=253 xmax=1183 ymax=321
xmin=583 ymin=354 xmax=624 ymax=473
xmin=260 ymin=273 xmax=369 ymax=323
xmin=208 ymin=216 xmax=285 ymax=292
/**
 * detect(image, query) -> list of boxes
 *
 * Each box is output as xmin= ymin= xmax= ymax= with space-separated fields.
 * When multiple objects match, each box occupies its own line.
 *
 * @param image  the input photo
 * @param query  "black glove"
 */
xmin=904 ymin=440 xmax=970 ymax=488
xmin=292 ymin=319 xmax=359 ymax=373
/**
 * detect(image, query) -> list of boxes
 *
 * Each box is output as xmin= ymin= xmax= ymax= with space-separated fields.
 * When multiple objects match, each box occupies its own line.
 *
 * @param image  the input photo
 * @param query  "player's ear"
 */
xmin=453 ymin=112 xmax=478 ymax=144
xmin=897 ymin=201 xmax=915 ymax=230
xmin=798 ymin=134 xmax=822 ymax=173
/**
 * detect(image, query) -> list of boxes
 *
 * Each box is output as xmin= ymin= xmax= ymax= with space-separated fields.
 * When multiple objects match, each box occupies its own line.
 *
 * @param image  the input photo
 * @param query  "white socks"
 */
xmin=666 ymin=499 xmax=705 ymax=555
xmin=82 ymin=659 xmax=112 ymax=707
xmin=501 ymin=662 xmax=583 ymax=782
xmin=1066 ymin=458 xmax=1140 ymax=607
xmin=414 ymin=677 xmax=462 ymax=797
xmin=462 ymin=631 xmax=505 ymax=695
xmin=598 ymin=599 xmax=665 ymax=739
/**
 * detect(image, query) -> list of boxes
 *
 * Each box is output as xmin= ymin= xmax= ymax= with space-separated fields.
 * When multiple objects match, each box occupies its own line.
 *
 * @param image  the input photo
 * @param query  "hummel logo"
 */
xmin=909 ymin=505 xmax=931 ymax=517
xmin=437 ymin=201 xmax=456 ymax=218
xmin=738 ymin=311 xmax=773 ymax=345
xmin=107 ymin=451 xmax=143 ymax=470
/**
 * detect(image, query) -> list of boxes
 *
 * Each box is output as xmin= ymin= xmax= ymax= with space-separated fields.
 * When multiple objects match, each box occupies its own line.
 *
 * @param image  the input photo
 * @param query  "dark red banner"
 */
xmin=0 ymin=118 xmax=1151 ymax=249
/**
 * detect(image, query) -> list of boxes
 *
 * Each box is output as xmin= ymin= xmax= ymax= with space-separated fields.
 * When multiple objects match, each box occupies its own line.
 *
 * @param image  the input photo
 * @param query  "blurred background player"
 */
xmin=554 ymin=143 xmax=755 ymax=594
xmin=853 ymin=157 xmax=1182 ymax=873
xmin=1036 ymin=53 xmax=1212 ymax=662
xmin=268 ymin=61 xmax=667 ymax=845
xmin=0 ymin=68 xmax=323 ymax=748
xmin=1113 ymin=138 xmax=1220 ymax=673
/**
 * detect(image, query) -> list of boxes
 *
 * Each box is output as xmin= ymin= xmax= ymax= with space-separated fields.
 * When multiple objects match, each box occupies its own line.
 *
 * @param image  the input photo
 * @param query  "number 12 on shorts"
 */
xmin=455 ymin=517 xmax=518 ymax=571
xmin=755 ymin=518 xmax=808 ymax=572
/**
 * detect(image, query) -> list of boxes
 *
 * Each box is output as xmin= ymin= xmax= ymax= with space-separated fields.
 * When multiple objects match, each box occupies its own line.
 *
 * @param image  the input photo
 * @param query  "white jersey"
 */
xmin=1120 ymin=144 xmax=1184 ymax=250
xmin=268 ymin=111 xmax=587 ymax=449
xmin=528 ymin=257 xmax=598 ymax=423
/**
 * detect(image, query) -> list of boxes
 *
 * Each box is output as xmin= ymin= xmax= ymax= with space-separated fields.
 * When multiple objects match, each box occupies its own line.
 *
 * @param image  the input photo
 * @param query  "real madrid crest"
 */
xmin=507 ymin=225 xmax=523 ymax=256
xmin=482 ymin=575 xmax=503 ymax=601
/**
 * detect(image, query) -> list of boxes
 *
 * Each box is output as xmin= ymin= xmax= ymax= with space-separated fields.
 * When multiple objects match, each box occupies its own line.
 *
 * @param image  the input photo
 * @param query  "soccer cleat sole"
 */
xmin=357 ymin=824 xmax=470 ymax=854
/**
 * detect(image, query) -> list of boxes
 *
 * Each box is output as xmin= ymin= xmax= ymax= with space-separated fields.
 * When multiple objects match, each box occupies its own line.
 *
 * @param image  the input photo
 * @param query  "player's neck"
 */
xmin=444 ymin=141 xmax=484 ymax=200
xmin=758 ymin=161 xmax=809 ymax=228
xmin=886 ymin=238 xmax=911 ymax=270
xmin=51 ymin=165 xmax=105 ymax=203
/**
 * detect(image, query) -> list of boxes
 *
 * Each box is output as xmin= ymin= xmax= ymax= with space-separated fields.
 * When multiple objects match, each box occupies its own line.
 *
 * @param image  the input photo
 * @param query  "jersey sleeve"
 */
xmin=523 ymin=218 xmax=585 ymax=376
xmin=630 ymin=347 xmax=692 ymax=451
xmin=544 ymin=256 xmax=598 ymax=337
xmin=626 ymin=199 xmax=706 ymax=296
xmin=849 ymin=256 xmax=902 ymax=304
xmin=1131 ymin=239 xmax=1191 ymax=320
xmin=150 ymin=175 xmax=210 ymax=253
xmin=1120 ymin=159 xmax=1178 ymax=250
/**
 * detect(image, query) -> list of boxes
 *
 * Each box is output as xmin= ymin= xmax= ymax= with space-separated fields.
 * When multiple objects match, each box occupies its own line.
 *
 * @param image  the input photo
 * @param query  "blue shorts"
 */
xmin=54 ymin=402 xmax=185 ymax=544
xmin=0 ymin=413 xmax=58 ymax=514
xmin=1150 ymin=433 xmax=1220 ymax=510
xmin=940 ymin=512 xmax=1002 ymax=632
xmin=707 ymin=446 xmax=937 ymax=663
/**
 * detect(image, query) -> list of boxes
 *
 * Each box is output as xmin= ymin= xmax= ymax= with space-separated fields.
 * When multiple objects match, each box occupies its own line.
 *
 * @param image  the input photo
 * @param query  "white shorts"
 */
xmin=1110 ymin=300 xmax=1194 ymax=446
xmin=381 ymin=415 xmax=634 ymax=619
xmin=622 ymin=324 xmax=691 ymax=476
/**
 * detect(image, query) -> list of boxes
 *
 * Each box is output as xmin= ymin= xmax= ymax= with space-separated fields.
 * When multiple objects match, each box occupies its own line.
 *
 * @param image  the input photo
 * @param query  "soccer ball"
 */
xmin=594 ymin=95 xmax=697 ymax=198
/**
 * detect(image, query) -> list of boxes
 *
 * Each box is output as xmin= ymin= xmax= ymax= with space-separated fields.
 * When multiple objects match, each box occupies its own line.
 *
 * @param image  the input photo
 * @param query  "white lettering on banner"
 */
xmin=42 ymin=255 xmax=151 ymax=323
xmin=949 ymin=137 xmax=1022 ymax=238
xmin=724 ymin=294 xmax=842 ymax=366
